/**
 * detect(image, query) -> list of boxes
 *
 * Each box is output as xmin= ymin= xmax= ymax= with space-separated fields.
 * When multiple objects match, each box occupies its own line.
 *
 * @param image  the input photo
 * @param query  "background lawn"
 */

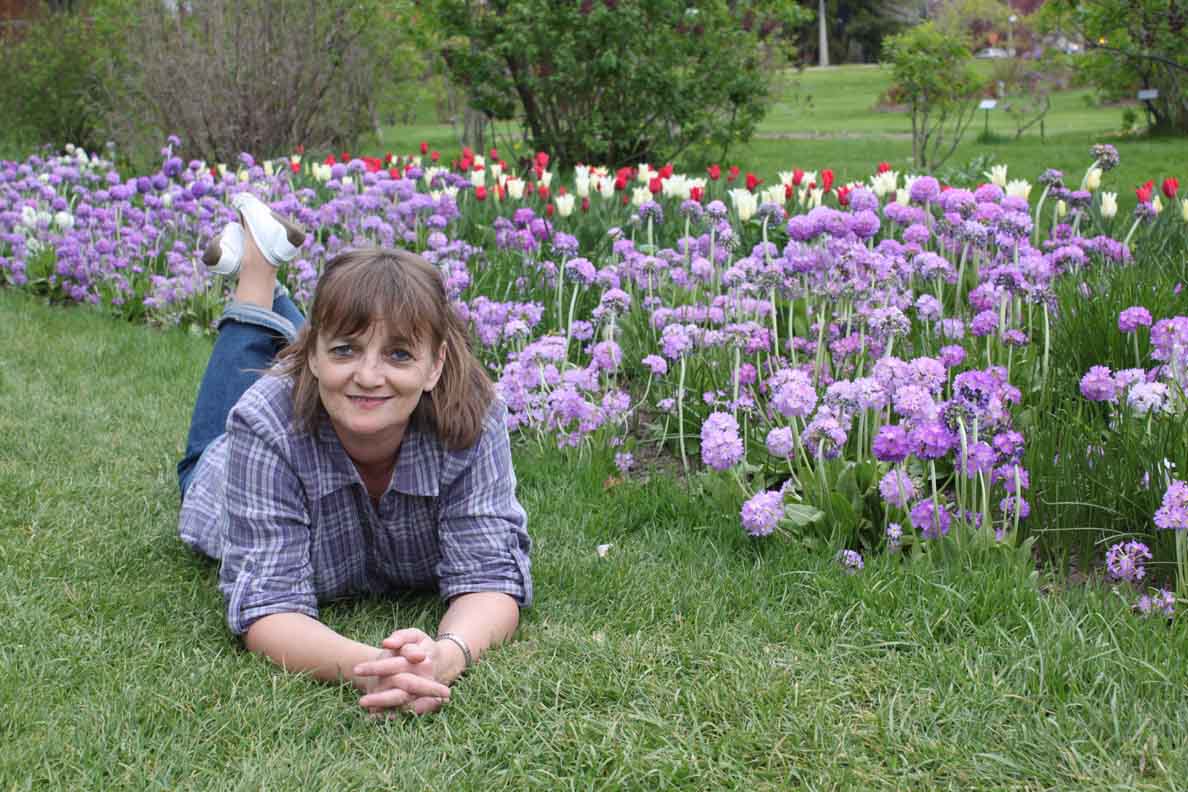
xmin=4 ymin=287 xmax=1188 ymax=790
xmin=371 ymin=64 xmax=1188 ymax=212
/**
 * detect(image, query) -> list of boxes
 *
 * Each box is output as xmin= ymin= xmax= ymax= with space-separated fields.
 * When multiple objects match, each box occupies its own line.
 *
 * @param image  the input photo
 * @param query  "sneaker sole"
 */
xmin=202 ymin=234 xmax=225 ymax=270
xmin=270 ymin=209 xmax=306 ymax=249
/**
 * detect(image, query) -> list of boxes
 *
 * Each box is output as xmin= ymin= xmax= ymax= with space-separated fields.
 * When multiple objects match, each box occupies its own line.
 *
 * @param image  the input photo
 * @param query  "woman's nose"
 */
xmin=352 ymin=355 xmax=385 ymax=386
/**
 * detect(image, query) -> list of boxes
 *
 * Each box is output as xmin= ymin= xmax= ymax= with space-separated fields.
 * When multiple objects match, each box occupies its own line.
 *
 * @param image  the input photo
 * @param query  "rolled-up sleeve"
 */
xmin=435 ymin=404 xmax=533 ymax=606
xmin=218 ymin=401 xmax=318 ymax=635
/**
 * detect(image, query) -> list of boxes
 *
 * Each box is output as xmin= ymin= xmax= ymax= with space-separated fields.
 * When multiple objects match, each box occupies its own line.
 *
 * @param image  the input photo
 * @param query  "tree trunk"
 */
xmin=818 ymin=0 xmax=830 ymax=67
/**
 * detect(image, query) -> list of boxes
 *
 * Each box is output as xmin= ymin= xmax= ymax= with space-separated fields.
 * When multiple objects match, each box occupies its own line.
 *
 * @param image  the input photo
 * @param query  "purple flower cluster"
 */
xmin=1105 ymin=540 xmax=1151 ymax=583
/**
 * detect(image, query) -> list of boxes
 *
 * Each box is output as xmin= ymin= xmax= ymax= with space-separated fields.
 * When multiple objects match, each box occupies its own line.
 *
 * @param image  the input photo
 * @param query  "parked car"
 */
xmin=975 ymin=47 xmax=1011 ymax=59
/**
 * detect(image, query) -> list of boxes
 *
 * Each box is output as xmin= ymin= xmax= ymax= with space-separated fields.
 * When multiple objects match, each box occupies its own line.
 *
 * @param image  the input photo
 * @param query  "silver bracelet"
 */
xmin=436 ymin=632 xmax=473 ymax=671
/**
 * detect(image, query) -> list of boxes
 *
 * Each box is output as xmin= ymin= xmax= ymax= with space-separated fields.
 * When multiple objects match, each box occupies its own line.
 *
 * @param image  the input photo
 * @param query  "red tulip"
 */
xmin=792 ymin=169 xmax=804 ymax=186
xmin=707 ymin=164 xmax=721 ymax=181
xmin=340 ymin=151 xmax=351 ymax=162
xmin=877 ymin=162 xmax=891 ymax=174
xmin=614 ymin=174 xmax=628 ymax=191
xmin=430 ymin=150 xmax=440 ymax=162
xmin=745 ymin=172 xmax=762 ymax=191
xmin=535 ymin=151 xmax=550 ymax=168
xmin=728 ymin=165 xmax=740 ymax=183
xmin=545 ymin=202 xmax=554 ymax=217
xmin=658 ymin=163 xmax=674 ymax=179
xmin=581 ymin=196 xmax=590 ymax=212
xmin=420 ymin=141 xmax=429 ymax=155
xmin=1136 ymin=179 xmax=1155 ymax=203
xmin=489 ymin=147 xmax=499 ymax=160
xmin=475 ymin=185 xmax=488 ymax=201
xmin=389 ymin=167 xmax=400 ymax=178
xmin=821 ymin=169 xmax=834 ymax=192
xmin=289 ymin=161 xmax=300 ymax=174
xmin=689 ymin=186 xmax=703 ymax=203
xmin=784 ymin=183 xmax=794 ymax=201
xmin=1162 ymin=177 xmax=1180 ymax=199
xmin=459 ymin=158 xmax=471 ymax=172
xmin=537 ymin=184 xmax=550 ymax=201
xmin=649 ymin=176 xmax=663 ymax=194
xmin=294 ymin=144 xmax=305 ymax=155
xmin=837 ymin=185 xmax=851 ymax=206
xmin=462 ymin=146 xmax=473 ymax=160
xmin=324 ymin=154 xmax=337 ymax=165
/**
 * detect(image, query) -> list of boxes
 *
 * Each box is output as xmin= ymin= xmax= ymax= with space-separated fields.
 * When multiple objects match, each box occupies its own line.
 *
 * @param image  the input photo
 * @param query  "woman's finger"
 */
xmin=381 ymin=628 xmax=429 ymax=650
xmin=353 ymin=656 xmax=412 ymax=679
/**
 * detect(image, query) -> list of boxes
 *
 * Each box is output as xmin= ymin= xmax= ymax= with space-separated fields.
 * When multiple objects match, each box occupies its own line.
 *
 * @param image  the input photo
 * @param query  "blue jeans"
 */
xmin=177 ymin=288 xmax=305 ymax=497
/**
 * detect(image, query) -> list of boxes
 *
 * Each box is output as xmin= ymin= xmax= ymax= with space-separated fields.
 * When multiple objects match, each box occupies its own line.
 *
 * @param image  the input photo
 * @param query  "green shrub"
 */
xmin=426 ymin=0 xmax=807 ymax=168
xmin=882 ymin=22 xmax=982 ymax=172
xmin=0 ymin=3 xmax=109 ymax=151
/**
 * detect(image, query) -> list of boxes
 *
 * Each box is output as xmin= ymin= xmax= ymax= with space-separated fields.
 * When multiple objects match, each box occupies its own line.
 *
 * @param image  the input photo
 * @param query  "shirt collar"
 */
xmin=314 ymin=415 xmax=440 ymax=498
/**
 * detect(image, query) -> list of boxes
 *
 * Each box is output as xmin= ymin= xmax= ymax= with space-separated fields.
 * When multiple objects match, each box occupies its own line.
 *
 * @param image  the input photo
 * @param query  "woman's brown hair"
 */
xmin=274 ymin=248 xmax=494 ymax=450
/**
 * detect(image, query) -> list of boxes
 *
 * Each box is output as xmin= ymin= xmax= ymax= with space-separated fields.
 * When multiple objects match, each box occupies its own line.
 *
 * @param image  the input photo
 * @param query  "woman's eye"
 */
xmin=388 ymin=349 xmax=412 ymax=362
xmin=329 ymin=344 xmax=354 ymax=357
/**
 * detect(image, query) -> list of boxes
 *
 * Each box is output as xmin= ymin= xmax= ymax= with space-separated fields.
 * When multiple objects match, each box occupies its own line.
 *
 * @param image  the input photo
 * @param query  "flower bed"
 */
xmin=2 ymin=139 xmax=1186 ymax=611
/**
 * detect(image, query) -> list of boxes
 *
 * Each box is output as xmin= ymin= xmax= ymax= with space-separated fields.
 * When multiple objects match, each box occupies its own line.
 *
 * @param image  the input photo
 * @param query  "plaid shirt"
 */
xmin=179 ymin=375 xmax=532 ymax=635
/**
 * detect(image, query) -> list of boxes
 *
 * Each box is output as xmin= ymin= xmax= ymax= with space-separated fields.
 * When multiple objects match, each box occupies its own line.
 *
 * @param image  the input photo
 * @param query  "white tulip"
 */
xmin=729 ymin=188 xmax=757 ymax=221
xmin=984 ymin=164 xmax=1009 ymax=187
xmin=1100 ymin=192 xmax=1118 ymax=219
xmin=506 ymin=177 xmax=525 ymax=199
xmin=555 ymin=193 xmax=575 ymax=217
xmin=1006 ymin=179 xmax=1032 ymax=200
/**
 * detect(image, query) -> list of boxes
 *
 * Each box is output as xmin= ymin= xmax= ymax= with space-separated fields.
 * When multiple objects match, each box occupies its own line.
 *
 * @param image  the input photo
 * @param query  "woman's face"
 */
xmin=308 ymin=320 xmax=445 ymax=455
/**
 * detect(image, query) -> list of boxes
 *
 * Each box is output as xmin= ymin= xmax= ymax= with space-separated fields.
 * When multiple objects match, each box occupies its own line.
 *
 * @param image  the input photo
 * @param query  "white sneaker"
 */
xmin=202 ymin=222 xmax=245 ymax=275
xmin=231 ymin=192 xmax=306 ymax=267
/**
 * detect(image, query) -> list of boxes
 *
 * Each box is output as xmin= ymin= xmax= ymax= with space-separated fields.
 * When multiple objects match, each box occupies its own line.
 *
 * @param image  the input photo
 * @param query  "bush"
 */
xmin=0 ymin=3 xmax=109 ymax=151
xmin=426 ymin=0 xmax=807 ymax=168
xmin=102 ymin=0 xmax=411 ymax=163
xmin=882 ymin=22 xmax=982 ymax=172
xmin=1043 ymin=0 xmax=1188 ymax=134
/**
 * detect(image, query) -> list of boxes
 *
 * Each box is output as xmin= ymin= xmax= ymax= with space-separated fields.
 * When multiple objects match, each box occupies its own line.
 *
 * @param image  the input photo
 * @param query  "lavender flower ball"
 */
xmin=700 ymin=412 xmax=745 ymax=471
xmin=741 ymin=489 xmax=784 ymax=537
xmin=910 ymin=498 xmax=951 ymax=539
xmin=909 ymin=176 xmax=940 ymax=204
xmin=910 ymin=421 xmax=955 ymax=459
xmin=765 ymin=427 xmax=796 ymax=459
xmin=1106 ymin=540 xmax=1151 ymax=582
xmin=879 ymin=469 xmax=917 ymax=507
xmin=1079 ymin=365 xmax=1118 ymax=402
xmin=836 ymin=549 xmax=864 ymax=573
xmin=872 ymin=424 xmax=911 ymax=463
xmin=1118 ymin=306 xmax=1153 ymax=333
xmin=1154 ymin=480 xmax=1188 ymax=531
xmin=939 ymin=345 xmax=966 ymax=368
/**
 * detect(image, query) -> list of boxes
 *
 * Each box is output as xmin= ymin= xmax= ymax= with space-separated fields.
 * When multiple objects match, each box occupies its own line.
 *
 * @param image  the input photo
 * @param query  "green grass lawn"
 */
xmin=5 ymin=290 xmax=1188 ymax=789
xmin=371 ymin=64 xmax=1188 ymax=204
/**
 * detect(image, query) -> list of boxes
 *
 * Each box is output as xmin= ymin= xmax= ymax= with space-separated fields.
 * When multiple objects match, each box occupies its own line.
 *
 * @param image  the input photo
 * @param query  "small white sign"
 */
xmin=1138 ymin=89 xmax=1160 ymax=100
xmin=979 ymin=99 xmax=998 ymax=110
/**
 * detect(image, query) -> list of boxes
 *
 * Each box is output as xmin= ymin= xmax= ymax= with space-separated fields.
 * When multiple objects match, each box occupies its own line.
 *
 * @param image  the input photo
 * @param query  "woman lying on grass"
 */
xmin=176 ymin=193 xmax=532 ymax=716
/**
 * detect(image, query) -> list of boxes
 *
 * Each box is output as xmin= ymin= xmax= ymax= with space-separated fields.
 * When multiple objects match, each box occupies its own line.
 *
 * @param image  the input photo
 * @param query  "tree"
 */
xmin=798 ymin=0 xmax=913 ymax=64
xmin=426 ymin=0 xmax=808 ymax=168
xmin=1043 ymin=0 xmax=1187 ymax=133
xmin=883 ymin=22 xmax=982 ymax=171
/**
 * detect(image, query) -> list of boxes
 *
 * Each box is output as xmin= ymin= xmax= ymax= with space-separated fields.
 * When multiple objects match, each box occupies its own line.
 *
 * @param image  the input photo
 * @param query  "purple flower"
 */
xmin=1079 ymin=365 xmax=1118 ymax=402
xmin=910 ymin=498 xmax=951 ymax=539
xmin=909 ymin=176 xmax=940 ymax=204
xmin=701 ymin=412 xmax=745 ymax=471
xmin=939 ymin=345 xmax=966 ymax=368
xmin=872 ymin=424 xmax=911 ymax=463
xmin=741 ymin=490 xmax=784 ymax=537
xmin=1154 ymin=479 xmax=1188 ymax=531
xmin=1119 ymin=306 xmax=1153 ymax=333
xmin=970 ymin=309 xmax=999 ymax=337
xmin=1091 ymin=143 xmax=1120 ymax=171
xmin=886 ymin=522 xmax=903 ymax=550
xmin=614 ymin=452 xmax=635 ymax=474
xmin=765 ymin=427 xmax=795 ymax=458
xmin=910 ymin=421 xmax=955 ymax=459
xmin=641 ymin=354 xmax=668 ymax=376
xmin=1106 ymin=540 xmax=1151 ymax=583
xmin=660 ymin=323 xmax=695 ymax=359
xmin=801 ymin=411 xmax=847 ymax=459
xmin=836 ymin=549 xmax=864 ymax=573
xmin=879 ymin=469 xmax=917 ymax=507
xmin=962 ymin=441 xmax=997 ymax=477
xmin=770 ymin=369 xmax=818 ymax=418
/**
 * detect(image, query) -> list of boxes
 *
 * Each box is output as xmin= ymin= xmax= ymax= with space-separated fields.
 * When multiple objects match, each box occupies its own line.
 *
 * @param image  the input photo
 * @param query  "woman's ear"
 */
xmin=424 ymin=340 xmax=447 ymax=392
xmin=307 ymin=345 xmax=320 ymax=381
